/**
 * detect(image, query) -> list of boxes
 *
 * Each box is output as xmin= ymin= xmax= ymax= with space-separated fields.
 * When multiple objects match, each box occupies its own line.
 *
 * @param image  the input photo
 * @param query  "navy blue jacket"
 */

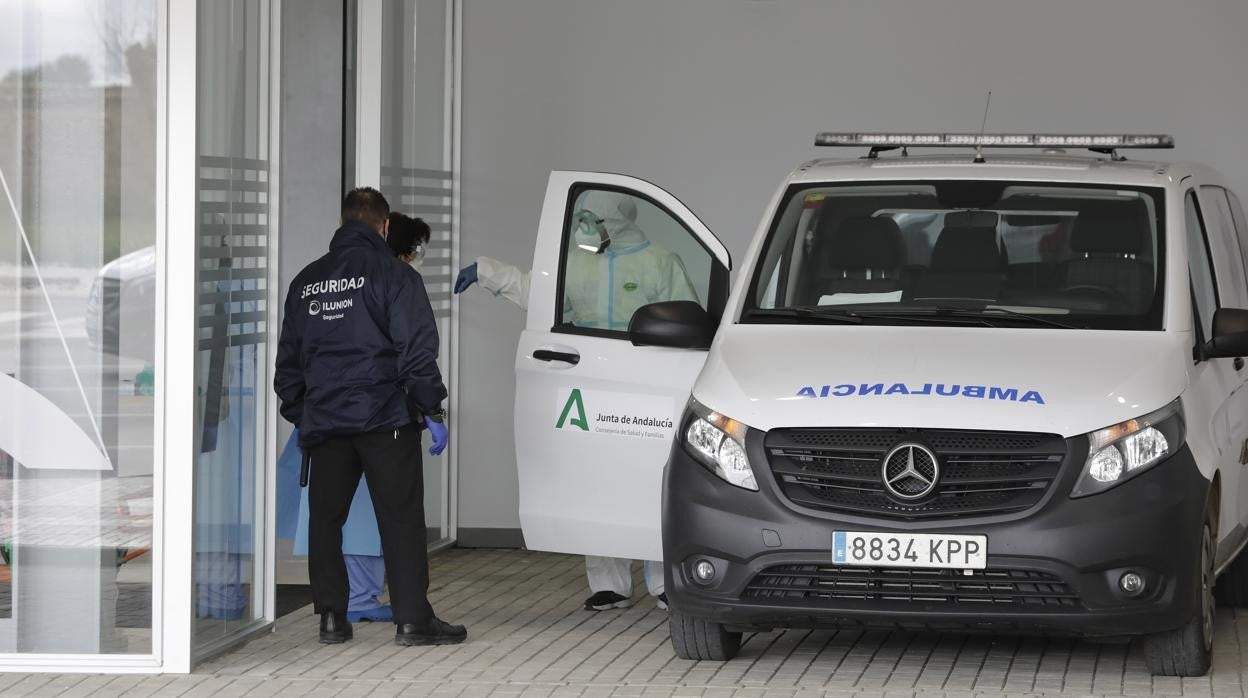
xmin=274 ymin=220 xmax=446 ymax=446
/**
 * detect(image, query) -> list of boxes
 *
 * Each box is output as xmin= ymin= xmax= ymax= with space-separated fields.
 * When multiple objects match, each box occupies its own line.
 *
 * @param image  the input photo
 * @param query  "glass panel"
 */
xmin=0 ymin=1 xmax=158 ymax=653
xmin=1228 ymin=190 xmax=1248 ymax=278
xmin=194 ymin=0 xmax=272 ymax=647
xmin=1186 ymin=191 xmax=1219 ymax=339
xmin=379 ymin=0 xmax=450 ymax=545
xmin=748 ymin=182 xmax=1166 ymax=331
xmin=1199 ymin=186 xmax=1248 ymax=309
xmin=558 ymin=188 xmax=711 ymax=332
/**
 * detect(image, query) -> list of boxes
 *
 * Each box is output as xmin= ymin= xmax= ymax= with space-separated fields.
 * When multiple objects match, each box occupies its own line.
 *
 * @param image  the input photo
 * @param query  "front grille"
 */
xmin=744 ymin=564 xmax=1080 ymax=609
xmin=766 ymin=428 xmax=1066 ymax=519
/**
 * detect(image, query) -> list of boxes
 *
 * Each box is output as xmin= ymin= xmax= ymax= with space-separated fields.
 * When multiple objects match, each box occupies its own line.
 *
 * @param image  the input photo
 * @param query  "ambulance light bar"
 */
xmin=815 ymin=133 xmax=1174 ymax=149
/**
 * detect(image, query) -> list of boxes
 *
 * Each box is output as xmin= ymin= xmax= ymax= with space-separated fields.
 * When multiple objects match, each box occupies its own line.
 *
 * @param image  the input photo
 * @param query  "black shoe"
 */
xmin=319 ymin=611 xmax=353 ymax=644
xmin=657 ymin=592 xmax=669 ymax=611
xmin=395 ymin=617 xmax=467 ymax=646
xmin=584 ymin=591 xmax=631 ymax=611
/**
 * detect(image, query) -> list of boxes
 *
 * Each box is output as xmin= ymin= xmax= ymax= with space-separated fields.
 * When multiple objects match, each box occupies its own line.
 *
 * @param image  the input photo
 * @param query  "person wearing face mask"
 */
xmin=287 ymin=212 xmax=435 ymax=625
xmin=457 ymin=192 xmax=697 ymax=326
xmin=454 ymin=190 xmax=698 ymax=612
xmin=388 ymin=212 xmax=431 ymax=270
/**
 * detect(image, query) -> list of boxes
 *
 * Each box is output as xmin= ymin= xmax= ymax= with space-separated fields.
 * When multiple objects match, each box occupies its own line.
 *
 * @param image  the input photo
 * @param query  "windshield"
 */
xmin=746 ymin=180 xmax=1165 ymax=330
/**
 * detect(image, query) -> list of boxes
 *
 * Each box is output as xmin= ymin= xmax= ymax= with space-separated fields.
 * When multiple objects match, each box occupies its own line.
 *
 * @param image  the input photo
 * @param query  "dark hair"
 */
xmin=386 ymin=212 xmax=432 ymax=258
xmin=341 ymin=186 xmax=390 ymax=228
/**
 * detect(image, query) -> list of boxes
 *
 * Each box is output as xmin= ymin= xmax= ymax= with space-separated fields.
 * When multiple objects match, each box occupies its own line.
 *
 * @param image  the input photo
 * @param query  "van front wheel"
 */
xmin=669 ymin=609 xmax=742 ymax=660
xmin=1144 ymin=519 xmax=1214 ymax=676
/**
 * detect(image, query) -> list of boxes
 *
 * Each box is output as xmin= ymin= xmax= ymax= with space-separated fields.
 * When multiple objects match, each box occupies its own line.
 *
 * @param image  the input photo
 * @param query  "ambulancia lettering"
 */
xmin=796 ymin=382 xmax=1045 ymax=405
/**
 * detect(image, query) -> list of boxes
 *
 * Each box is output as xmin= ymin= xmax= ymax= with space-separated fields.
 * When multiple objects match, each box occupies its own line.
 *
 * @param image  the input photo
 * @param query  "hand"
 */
xmin=425 ymin=416 xmax=448 ymax=456
xmin=454 ymin=262 xmax=478 ymax=294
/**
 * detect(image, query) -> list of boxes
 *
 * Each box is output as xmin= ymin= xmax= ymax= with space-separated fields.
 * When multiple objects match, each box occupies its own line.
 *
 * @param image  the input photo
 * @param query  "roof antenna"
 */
xmin=974 ymin=90 xmax=992 ymax=163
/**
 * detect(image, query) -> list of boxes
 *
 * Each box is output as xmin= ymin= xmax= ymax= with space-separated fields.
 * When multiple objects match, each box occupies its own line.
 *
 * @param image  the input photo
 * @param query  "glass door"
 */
xmin=0 ymin=0 xmax=159 ymax=658
xmin=192 ymin=0 xmax=277 ymax=656
xmin=365 ymin=0 xmax=458 ymax=547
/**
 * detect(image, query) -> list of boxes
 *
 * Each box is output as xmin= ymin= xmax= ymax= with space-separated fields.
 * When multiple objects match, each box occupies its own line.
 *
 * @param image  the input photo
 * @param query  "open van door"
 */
xmin=515 ymin=172 xmax=731 ymax=561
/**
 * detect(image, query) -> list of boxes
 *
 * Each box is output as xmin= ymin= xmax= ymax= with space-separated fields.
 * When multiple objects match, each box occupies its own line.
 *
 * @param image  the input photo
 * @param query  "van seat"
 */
xmin=1065 ymin=200 xmax=1153 ymax=310
xmin=809 ymin=216 xmax=906 ymax=303
xmin=912 ymin=225 xmax=1005 ymax=302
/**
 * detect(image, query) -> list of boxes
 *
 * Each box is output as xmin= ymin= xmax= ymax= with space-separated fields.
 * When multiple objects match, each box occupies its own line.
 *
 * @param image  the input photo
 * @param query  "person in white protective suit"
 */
xmin=454 ymin=190 xmax=698 ymax=611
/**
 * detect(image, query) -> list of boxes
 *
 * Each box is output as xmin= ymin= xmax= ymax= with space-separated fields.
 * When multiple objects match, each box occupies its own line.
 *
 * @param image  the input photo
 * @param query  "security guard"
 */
xmin=275 ymin=187 xmax=465 ymax=647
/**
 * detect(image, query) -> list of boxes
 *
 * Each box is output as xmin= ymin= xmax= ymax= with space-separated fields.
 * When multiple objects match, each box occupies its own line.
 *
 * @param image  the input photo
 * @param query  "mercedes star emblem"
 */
xmin=881 ymin=443 xmax=940 ymax=500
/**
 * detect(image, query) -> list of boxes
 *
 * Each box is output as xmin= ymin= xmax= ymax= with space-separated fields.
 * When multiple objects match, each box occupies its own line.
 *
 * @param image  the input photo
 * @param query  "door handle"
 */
xmin=1236 ymin=357 xmax=1245 ymax=371
xmin=533 ymin=349 xmax=580 ymax=365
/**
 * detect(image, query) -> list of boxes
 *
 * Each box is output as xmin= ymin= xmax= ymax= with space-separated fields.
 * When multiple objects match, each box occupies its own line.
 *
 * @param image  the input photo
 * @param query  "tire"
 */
xmin=1215 ymin=541 xmax=1248 ymax=606
xmin=1144 ymin=519 xmax=1214 ymax=677
xmin=669 ymin=609 xmax=742 ymax=661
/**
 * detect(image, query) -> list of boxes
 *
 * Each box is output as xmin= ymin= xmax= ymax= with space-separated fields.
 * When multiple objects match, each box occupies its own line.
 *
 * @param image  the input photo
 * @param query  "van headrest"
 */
xmin=931 ymin=226 xmax=1003 ymax=272
xmin=1071 ymin=200 xmax=1150 ymax=254
xmin=943 ymin=210 xmax=999 ymax=229
xmin=823 ymin=216 xmax=905 ymax=269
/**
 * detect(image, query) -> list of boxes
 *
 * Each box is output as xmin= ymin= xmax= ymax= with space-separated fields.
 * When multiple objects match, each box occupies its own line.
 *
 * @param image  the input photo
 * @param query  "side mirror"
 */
xmin=628 ymin=301 xmax=717 ymax=350
xmin=1202 ymin=308 xmax=1248 ymax=359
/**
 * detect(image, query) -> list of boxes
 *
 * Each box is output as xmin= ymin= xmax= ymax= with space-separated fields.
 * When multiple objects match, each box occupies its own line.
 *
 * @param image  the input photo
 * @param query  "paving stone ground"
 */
xmin=3 ymin=549 xmax=1248 ymax=696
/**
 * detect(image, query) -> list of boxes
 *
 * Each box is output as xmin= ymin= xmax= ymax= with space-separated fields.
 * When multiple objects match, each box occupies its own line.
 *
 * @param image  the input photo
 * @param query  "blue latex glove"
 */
xmin=425 ymin=416 xmax=448 ymax=456
xmin=454 ymin=262 xmax=478 ymax=294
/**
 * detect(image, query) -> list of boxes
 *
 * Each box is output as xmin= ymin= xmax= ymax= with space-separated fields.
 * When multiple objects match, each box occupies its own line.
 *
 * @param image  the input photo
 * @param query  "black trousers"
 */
xmin=307 ymin=423 xmax=433 ymax=625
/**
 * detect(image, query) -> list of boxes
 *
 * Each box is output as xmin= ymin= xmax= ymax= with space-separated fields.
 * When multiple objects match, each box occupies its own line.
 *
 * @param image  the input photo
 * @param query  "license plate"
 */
xmin=833 ymin=531 xmax=987 ymax=570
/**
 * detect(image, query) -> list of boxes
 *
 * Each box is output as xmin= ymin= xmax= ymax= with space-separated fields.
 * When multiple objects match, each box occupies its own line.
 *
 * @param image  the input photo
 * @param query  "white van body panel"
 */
xmin=693 ymin=325 xmax=1190 ymax=439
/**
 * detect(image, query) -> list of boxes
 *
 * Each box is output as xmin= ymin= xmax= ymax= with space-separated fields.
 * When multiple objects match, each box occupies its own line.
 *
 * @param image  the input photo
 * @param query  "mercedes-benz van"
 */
xmin=511 ymin=133 xmax=1248 ymax=677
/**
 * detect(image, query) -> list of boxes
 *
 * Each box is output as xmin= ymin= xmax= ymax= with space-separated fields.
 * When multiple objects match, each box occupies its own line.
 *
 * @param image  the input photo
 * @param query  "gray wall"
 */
xmin=455 ymin=0 xmax=1248 ymax=536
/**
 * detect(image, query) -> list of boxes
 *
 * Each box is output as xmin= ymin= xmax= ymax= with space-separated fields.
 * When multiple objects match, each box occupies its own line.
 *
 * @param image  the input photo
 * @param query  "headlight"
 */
xmin=1071 ymin=400 xmax=1184 ymax=498
xmin=682 ymin=400 xmax=758 ymax=491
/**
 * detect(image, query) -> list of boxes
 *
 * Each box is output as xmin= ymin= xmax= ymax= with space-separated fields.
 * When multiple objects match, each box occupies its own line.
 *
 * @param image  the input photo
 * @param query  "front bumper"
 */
xmin=662 ymin=431 xmax=1209 ymax=638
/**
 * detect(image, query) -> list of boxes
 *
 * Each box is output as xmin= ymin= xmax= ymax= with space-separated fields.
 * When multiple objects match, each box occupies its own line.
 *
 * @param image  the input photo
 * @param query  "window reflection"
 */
xmin=0 ymin=0 xmax=157 ymax=654
xmin=378 ymin=0 xmax=451 ymax=546
xmin=193 ymin=0 xmax=272 ymax=648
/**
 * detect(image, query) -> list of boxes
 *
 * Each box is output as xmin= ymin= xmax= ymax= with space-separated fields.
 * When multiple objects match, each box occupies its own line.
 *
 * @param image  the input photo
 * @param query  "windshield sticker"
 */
xmin=801 ymin=193 xmax=827 ymax=209
xmin=797 ymin=383 xmax=1045 ymax=405
xmin=555 ymin=387 xmax=676 ymax=440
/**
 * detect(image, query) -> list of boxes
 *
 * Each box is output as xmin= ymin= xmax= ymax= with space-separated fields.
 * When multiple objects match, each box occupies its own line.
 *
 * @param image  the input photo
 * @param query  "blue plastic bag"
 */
xmin=276 ymin=429 xmax=303 ymax=540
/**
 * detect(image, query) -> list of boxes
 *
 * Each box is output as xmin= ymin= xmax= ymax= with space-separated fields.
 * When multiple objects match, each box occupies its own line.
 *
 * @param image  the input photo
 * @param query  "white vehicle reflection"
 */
xmin=85 ymin=245 xmax=156 ymax=366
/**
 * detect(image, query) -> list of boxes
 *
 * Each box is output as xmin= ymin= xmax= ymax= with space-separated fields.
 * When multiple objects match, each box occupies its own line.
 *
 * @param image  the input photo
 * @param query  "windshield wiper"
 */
xmin=745 ymin=307 xmax=863 ymax=324
xmin=748 ymin=307 xmax=986 ymax=327
xmin=854 ymin=309 xmax=994 ymax=327
xmin=748 ymin=305 xmax=1079 ymax=329
xmin=931 ymin=306 xmax=1080 ymax=329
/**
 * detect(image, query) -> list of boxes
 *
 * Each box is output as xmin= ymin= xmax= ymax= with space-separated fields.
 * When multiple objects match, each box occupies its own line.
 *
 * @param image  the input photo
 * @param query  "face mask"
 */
xmin=411 ymin=243 xmax=426 ymax=270
xmin=572 ymin=210 xmax=610 ymax=254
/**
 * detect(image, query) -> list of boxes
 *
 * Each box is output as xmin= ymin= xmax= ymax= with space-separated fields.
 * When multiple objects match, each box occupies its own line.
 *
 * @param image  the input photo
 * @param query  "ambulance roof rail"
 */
xmin=815 ymin=132 xmax=1175 ymax=161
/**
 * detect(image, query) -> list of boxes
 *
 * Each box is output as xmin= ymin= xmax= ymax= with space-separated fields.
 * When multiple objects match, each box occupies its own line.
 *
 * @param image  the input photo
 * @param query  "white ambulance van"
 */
xmin=513 ymin=133 xmax=1248 ymax=676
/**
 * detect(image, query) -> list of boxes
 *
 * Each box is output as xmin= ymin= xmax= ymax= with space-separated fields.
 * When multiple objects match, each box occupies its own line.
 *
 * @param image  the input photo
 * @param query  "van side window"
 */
xmin=555 ymin=187 xmax=713 ymax=335
xmin=1185 ymin=190 xmax=1219 ymax=339
xmin=1226 ymin=189 xmax=1248 ymax=279
xmin=1199 ymin=186 xmax=1248 ymax=309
